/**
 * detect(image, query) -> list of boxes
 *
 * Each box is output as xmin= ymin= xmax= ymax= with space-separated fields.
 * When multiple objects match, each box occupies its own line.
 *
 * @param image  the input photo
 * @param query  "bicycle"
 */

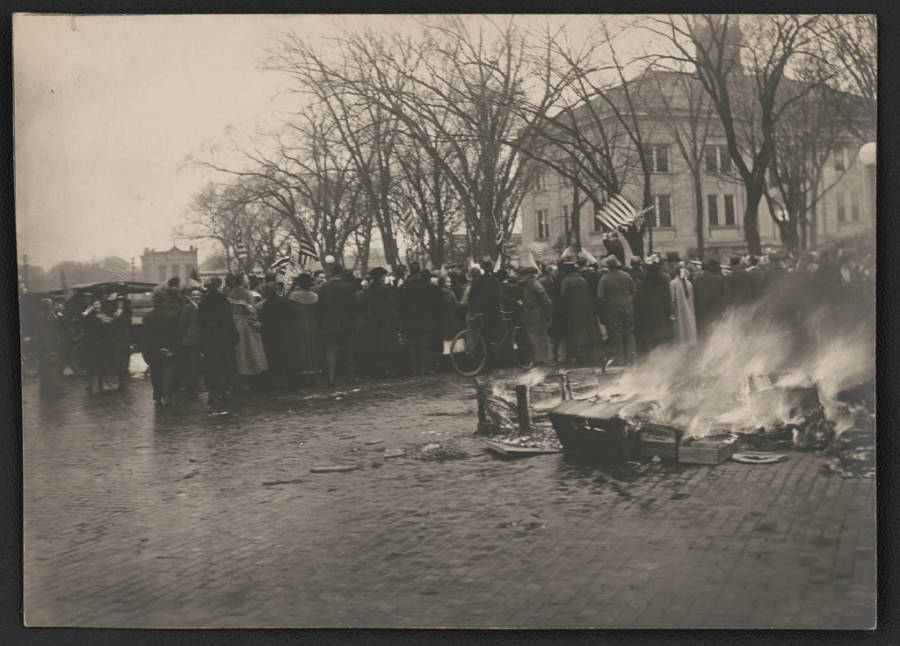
xmin=449 ymin=309 xmax=533 ymax=376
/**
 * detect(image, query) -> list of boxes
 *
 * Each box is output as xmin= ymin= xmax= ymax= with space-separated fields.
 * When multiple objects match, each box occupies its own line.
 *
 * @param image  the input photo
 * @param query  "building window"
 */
xmin=652 ymin=195 xmax=672 ymax=228
xmin=535 ymin=170 xmax=547 ymax=191
xmin=724 ymin=194 xmax=736 ymax=226
xmin=704 ymin=145 xmax=731 ymax=173
xmin=836 ymin=192 xmax=846 ymax=223
xmin=158 ymin=266 xmax=167 ymax=283
xmin=536 ymin=209 xmax=549 ymax=240
xmin=851 ymin=192 xmax=860 ymax=221
xmin=834 ymin=147 xmax=846 ymax=172
xmin=643 ymin=145 xmax=669 ymax=173
xmin=707 ymin=194 xmax=719 ymax=227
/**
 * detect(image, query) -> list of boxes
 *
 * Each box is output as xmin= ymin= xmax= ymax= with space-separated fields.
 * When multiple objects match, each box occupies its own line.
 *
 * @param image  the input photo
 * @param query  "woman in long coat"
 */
xmin=228 ymin=273 xmax=268 ymax=390
xmin=519 ymin=267 xmax=552 ymax=364
xmin=287 ymin=273 xmax=322 ymax=384
xmin=559 ymin=261 xmax=601 ymax=364
xmin=359 ymin=267 xmax=400 ymax=377
xmin=670 ymin=263 xmax=698 ymax=347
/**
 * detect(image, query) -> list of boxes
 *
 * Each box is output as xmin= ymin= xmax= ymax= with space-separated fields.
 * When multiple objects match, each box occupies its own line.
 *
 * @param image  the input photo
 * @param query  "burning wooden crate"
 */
xmin=638 ymin=424 xmax=684 ymax=460
xmin=546 ymin=398 xmax=641 ymax=461
xmin=678 ymin=434 xmax=740 ymax=465
xmin=748 ymin=373 xmax=821 ymax=422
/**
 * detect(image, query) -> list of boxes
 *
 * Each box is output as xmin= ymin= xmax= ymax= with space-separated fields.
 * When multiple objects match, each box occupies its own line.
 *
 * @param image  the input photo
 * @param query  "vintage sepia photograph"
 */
xmin=15 ymin=13 xmax=876 ymax=629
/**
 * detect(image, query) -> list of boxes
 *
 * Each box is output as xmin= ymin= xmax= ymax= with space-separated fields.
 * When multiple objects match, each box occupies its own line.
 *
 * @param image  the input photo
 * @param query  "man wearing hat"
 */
xmin=559 ymin=259 xmax=601 ymax=364
xmin=359 ymin=267 xmax=401 ymax=377
xmin=603 ymin=231 xmax=625 ymax=265
xmin=467 ymin=259 xmax=502 ymax=348
xmin=518 ymin=266 xmax=552 ymax=364
xmin=693 ymin=258 xmax=728 ymax=339
xmin=597 ymin=254 xmax=636 ymax=366
xmin=725 ymin=255 xmax=753 ymax=307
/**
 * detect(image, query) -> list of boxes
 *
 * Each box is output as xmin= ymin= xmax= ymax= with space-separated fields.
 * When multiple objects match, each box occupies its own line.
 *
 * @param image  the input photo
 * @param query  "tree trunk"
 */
xmin=799 ymin=203 xmax=808 ymax=251
xmin=359 ymin=218 xmax=372 ymax=274
xmin=810 ymin=200 xmax=818 ymax=249
xmin=693 ymin=170 xmax=704 ymax=260
xmin=744 ymin=186 xmax=763 ymax=256
xmin=572 ymin=184 xmax=581 ymax=251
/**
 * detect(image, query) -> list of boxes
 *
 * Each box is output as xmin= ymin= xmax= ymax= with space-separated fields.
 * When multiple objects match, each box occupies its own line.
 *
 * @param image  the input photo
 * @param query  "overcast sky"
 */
xmin=13 ymin=14 xmax=613 ymax=271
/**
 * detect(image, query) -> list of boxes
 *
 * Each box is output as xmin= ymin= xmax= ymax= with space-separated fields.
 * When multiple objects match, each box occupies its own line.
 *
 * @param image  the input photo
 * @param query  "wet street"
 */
xmin=22 ymin=368 xmax=875 ymax=629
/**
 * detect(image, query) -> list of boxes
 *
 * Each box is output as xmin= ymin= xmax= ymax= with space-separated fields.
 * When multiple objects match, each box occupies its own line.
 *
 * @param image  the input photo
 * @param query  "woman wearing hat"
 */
xmin=229 ymin=273 xmax=269 ymax=392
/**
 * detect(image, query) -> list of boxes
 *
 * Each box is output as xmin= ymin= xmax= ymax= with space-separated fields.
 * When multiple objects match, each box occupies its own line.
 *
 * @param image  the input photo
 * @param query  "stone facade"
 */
xmin=521 ymin=139 xmax=871 ymax=263
xmin=141 ymin=246 xmax=198 ymax=285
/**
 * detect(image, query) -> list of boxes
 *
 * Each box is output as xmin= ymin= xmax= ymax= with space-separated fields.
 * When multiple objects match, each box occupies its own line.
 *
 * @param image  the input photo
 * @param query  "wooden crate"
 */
xmin=678 ymin=436 xmax=739 ymax=465
xmin=639 ymin=425 xmax=683 ymax=460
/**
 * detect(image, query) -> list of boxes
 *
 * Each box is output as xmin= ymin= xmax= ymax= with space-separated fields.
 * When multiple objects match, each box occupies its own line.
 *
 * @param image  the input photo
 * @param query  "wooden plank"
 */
xmin=482 ymin=440 xmax=560 ymax=456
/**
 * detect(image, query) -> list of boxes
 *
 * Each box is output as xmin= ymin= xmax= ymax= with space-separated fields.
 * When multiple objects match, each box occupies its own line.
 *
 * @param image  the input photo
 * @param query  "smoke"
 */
xmin=592 ymin=272 xmax=875 ymax=438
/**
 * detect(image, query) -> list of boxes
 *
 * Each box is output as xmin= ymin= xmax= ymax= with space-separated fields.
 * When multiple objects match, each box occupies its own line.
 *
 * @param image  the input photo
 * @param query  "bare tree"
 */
xmin=512 ymin=19 xmax=656 ymax=257
xmin=645 ymin=66 xmax=716 ymax=258
xmin=648 ymin=14 xmax=826 ymax=255
xmin=816 ymin=14 xmax=876 ymax=139
xmin=275 ymin=17 xmax=574 ymax=259
xmin=763 ymin=83 xmax=853 ymax=251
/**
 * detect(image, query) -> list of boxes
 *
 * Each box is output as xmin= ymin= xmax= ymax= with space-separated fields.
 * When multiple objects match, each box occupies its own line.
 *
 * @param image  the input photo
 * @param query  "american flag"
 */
xmin=294 ymin=218 xmax=319 ymax=263
xmin=596 ymin=194 xmax=650 ymax=233
xmin=101 ymin=257 xmax=131 ymax=281
xmin=270 ymin=256 xmax=291 ymax=273
xmin=234 ymin=231 xmax=249 ymax=261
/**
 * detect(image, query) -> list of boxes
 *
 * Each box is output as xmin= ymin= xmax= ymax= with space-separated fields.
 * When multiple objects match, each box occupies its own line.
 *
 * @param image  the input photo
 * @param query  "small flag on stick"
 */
xmin=235 ymin=231 xmax=249 ymax=262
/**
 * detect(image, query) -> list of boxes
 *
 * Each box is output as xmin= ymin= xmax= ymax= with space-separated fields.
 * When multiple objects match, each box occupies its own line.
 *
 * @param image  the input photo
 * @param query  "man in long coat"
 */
xmin=634 ymin=257 xmax=672 ymax=354
xmin=177 ymin=286 xmax=204 ymax=392
xmin=724 ymin=255 xmax=754 ymax=308
xmin=142 ymin=288 xmax=182 ymax=407
xmin=399 ymin=262 xmax=439 ymax=377
xmin=467 ymin=259 xmax=503 ymax=346
xmin=361 ymin=267 xmax=401 ymax=377
xmin=559 ymin=261 xmax=601 ymax=364
xmin=317 ymin=264 xmax=358 ymax=387
xmin=596 ymin=255 xmax=636 ymax=366
xmin=692 ymin=258 xmax=728 ymax=339
xmin=198 ymin=277 xmax=238 ymax=405
xmin=518 ymin=267 xmax=552 ymax=364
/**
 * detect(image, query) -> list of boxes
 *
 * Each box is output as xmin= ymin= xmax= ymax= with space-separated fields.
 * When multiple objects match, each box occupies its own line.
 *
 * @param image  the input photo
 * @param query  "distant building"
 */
xmin=141 ymin=246 xmax=198 ymax=285
xmin=519 ymin=22 xmax=871 ymax=262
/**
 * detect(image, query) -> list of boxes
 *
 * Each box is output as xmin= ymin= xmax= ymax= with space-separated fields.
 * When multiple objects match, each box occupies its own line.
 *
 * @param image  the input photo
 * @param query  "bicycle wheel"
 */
xmin=449 ymin=329 xmax=488 ymax=376
xmin=512 ymin=326 xmax=534 ymax=370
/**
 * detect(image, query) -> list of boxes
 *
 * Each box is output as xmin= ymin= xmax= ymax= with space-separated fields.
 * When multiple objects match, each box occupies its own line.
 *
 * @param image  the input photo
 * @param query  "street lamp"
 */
xmin=858 ymin=142 xmax=876 ymax=225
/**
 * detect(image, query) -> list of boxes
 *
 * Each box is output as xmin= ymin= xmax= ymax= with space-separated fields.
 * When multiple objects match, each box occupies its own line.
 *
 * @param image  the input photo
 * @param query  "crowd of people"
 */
xmin=27 ymin=237 xmax=873 ymax=408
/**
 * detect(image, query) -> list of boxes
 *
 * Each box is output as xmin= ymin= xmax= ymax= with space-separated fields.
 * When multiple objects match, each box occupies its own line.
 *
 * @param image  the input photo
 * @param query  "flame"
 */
xmin=586 ymin=274 xmax=874 ymax=439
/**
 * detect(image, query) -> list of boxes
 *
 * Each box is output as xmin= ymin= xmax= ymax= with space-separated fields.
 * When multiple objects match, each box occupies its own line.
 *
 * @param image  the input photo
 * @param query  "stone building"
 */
xmin=519 ymin=25 xmax=872 ymax=262
xmin=141 ymin=246 xmax=198 ymax=285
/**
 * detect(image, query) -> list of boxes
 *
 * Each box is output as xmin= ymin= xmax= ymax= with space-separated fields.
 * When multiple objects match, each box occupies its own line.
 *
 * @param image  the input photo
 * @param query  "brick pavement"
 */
xmin=22 ymin=372 xmax=876 ymax=628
